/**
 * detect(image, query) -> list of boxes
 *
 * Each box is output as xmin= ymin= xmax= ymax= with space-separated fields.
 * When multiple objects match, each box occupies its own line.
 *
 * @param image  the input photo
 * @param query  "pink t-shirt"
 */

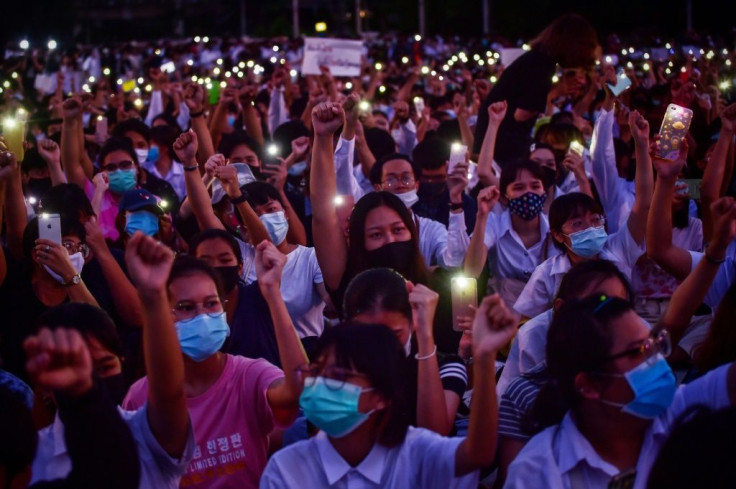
xmin=123 ymin=354 xmax=284 ymax=489
xmin=84 ymin=180 xmax=121 ymax=241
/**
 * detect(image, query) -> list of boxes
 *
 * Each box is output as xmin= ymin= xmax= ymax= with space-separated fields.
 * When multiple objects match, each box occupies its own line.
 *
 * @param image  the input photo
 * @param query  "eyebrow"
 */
xmin=178 ymin=294 xmax=220 ymax=303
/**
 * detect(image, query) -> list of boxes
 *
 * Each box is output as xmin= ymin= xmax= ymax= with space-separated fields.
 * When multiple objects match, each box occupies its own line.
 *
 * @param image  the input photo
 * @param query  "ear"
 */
xmin=551 ymin=229 xmax=566 ymax=246
xmin=575 ymin=372 xmax=602 ymax=401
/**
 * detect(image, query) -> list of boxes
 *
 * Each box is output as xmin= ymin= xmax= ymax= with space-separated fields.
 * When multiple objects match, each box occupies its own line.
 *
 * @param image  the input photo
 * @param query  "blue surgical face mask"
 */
xmin=174 ymin=312 xmax=230 ymax=362
xmin=288 ymin=160 xmax=307 ymax=176
xmin=107 ymin=169 xmax=137 ymax=193
xmin=299 ymin=376 xmax=374 ymax=438
xmin=259 ymin=210 xmax=289 ymax=245
xmin=565 ymin=226 xmax=607 ymax=258
xmin=227 ymin=115 xmax=236 ymax=127
xmin=125 ymin=211 xmax=159 ymax=237
xmin=147 ymin=145 xmax=160 ymax=162
xmin=598 ymin=354 xmax=676 ymax=419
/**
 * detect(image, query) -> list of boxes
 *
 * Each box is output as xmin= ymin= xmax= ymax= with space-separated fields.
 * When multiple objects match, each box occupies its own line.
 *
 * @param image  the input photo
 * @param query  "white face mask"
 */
xmin=43 ymin=252 xmax=85 ymax=284
xmin=395 ymin=189 xmax=419 ymax=209
xmin=134 ymin=148 xmax=149 ymax=165
xmin=403 ymin=333 xmax=412 ymax=357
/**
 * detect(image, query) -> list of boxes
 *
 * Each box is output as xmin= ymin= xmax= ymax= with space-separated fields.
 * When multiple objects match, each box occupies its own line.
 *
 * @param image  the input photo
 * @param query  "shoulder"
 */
xmin=122 ymin=376 xmax=150 ymax=409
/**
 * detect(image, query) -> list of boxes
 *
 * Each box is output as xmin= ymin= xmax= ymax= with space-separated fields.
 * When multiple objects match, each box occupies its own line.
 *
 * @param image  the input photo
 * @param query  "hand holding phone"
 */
xmin=658 ymin=104 xmax=693 ymax=160
xmin=448 ymin=143 xmax=467 ymax=175
xmin=607 ymin=70 xmax=632 ymax=97
xmin=38 ymin=213 xmax=62 ymax=244
xmin=568 ymin=140 xmax=585 ymax=158
xmin=451 ymin=277 xmax=478 ymax=332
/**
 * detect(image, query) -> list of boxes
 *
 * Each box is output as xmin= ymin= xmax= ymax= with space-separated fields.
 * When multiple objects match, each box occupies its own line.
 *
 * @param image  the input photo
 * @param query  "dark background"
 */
xmin=3 ymin=0 xmax=735 ymax=45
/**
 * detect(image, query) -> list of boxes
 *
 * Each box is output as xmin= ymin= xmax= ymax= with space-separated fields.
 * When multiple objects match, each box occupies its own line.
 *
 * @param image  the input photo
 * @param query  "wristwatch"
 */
xmin=62 ymin=273 xmax=82 ymax=287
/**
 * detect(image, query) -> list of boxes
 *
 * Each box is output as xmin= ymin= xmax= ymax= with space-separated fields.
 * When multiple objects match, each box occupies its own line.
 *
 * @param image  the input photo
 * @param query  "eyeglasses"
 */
xmin=563 ymin=215 xmax=606 ymax=234
xmin=382 ymin=174 xmax=415 ymax=189
xmin=295 ymin=363 xmax=369 ymax=390
xmin=605 ymin=329 xmax=672 ymax=362
xmin=101 ymin=160 xmax=135 ymax=173
xmin=172 ymin=297 xmax=228 ymax=321
xmin=62 ymin=240 xmax=90 ymax=259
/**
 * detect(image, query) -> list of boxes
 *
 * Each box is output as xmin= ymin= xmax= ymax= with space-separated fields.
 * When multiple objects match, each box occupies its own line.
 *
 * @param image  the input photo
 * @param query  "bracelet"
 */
xmin=449 ymin=202 xmax=463 ymax=211
xmin=189 ymin=110 xmax=204 ymax=118
xmin=183 ymin=165 xmax=199 ymax=172
xmin=414 ymin=345 xmax=437 ymax=361
xmin=230 ymin=192 xmax=248 ymax=205
xmin=705 ymin=252 xmax=726 ymax=265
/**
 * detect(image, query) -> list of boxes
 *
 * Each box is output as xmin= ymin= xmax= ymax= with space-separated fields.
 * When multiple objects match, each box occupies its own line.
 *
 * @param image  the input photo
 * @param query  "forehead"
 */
xmin=86 ymin=336 xmax=117 ymax=362
xmin=382 ymin=159 xmax=413 ymax=176
xmin=364 ymin=205 xmax=405 ymax=229
xmin=168 ymin=273 xmax=219 ymax=301
xmin=510 ymin=169 xmax=541 ymax=184
xmin=353 ymin=310 xmax=410 ymax=330
xmin=608 ymin=310 xmax=650 ymax=351
xmin=104 ymin=149 xmax=135 ymax=165
xmin=531 ymin=148 xmax=554 ymax=159
xmin=230 ymin=144 xmax=257 ymax=158
xmin=195 ymin=237 xmax=235 ymax=257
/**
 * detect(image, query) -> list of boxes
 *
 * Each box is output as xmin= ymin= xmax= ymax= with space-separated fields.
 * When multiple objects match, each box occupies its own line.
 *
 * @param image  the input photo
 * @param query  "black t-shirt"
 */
xmin=473 ymin=50 xmax=557 ymax=165
xmin=225 ymin=281 xmax=281 ymax=367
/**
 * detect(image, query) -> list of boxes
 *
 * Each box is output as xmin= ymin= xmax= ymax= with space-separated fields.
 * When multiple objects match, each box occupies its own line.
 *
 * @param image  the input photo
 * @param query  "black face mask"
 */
xmin=100 ymin=373 xmax=128 ymax=406
xmin=365 ymin=240 xmax=415 ymax=279
xmin=26 ymin=177 xmax=53 ymax=201
xmin=418 ymin=182 xmax=447 ymax=200
xmin=216 ymin=266 xmax=241 ymax=294
xmin=551 ymin=149 xmax=570 ymax=185
xmin=540 ymin=166 xmax=557 ymax=189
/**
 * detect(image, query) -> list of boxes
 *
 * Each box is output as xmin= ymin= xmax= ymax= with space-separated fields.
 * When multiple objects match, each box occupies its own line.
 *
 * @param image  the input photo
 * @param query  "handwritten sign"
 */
xmin=302 ymin=37 xmax=363 ymax=77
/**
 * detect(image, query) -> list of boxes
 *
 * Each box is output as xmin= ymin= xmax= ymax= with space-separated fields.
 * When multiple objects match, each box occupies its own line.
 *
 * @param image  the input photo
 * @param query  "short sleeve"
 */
xmin=514 ymin=265 xmax=553 ymax=318
xmin=409 ymin=428 xmax=480 ymax=488
xmin=244 ymin=359 xmax=286 ymax=433
xmin=663 ymin=363 xmax=732 ymax=426
xmin=438 ymin=355 xmax=468 ymax=398
xmin=309 ymin=248 xmax=324 ymax=285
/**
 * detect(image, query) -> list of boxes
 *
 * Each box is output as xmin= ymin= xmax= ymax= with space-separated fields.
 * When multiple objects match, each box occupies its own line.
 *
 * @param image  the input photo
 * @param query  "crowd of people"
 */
xmin=1 ymin=12 xmax=736 ymax=489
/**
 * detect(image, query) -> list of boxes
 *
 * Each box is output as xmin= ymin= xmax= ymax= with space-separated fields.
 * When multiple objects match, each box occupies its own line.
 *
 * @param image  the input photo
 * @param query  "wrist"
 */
xmin=449 ymin=193 xmax=463 ymax=204
xmin=706 ymin=243 xmax=727 ymax=261
xmin=59 ymin=377 xmax=94 ymax=400
xmin=472 ymin=349 xmax=497 ymax=364
xmin=137 ymin=287 xmax=167 ymax=303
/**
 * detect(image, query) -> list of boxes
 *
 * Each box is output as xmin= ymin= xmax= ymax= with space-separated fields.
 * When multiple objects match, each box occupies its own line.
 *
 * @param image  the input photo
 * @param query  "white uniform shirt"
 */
xmin=32 ymin=404 xmax=194 ymax=489
xmin=504 ymin=364 xmax=732 ymax=489
xmin=689 ymin=238 xmax=736 ymax=308
xmin=416 ymin=213 xmax=469 ymax=269
xmin=260 ymin=427 xmax=479 ymax=489
xmin=143 ymin=158 xmax=187 ymax=202
xmin=514 ymin=224 xmax=645 ymax=318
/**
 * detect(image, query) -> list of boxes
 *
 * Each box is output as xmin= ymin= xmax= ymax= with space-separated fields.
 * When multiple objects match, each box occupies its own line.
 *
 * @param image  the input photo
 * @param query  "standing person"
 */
xmin=260 ymin=293 xmax=517 ymax=488
xmin=472 ymin=14 xmax=599 ymax=166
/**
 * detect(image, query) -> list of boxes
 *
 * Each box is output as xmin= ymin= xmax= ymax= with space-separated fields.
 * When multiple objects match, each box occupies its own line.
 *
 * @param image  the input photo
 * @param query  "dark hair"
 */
xmin=499 ymin=159 xmax=545 ymax=198
xmin=189 ymin=228 xmax=244 ymax=265
xmin=694 ymin=280 xmax=736 ymax=373
xmin=343 ymin=268 xmax=412 ymax=322
xmin=39 ymin=183 xmax=96 ymax=220
xmin=530 ymin=14 xmax=599 ymax=69
xmin=241 ymin=181 xmax=285 ymax=209
xmin=313 ymin=323 xmax=410 ymax=447
xmin=150 ymin=124 xmax=180 ymax=160
xmin=412 ymin=138 xmax=450 ymax=171
xmin=218 ymin=130 xmax=263 ymax=161
xmin=529 ymin=142 xmax=555 ymax=155
xmin=613 ymin=137 xmax=635 ymax=182
xmin=112 ymin=118 xmax=152 ymax=143
xmin=647 ymin=406 xmax=736 ymax=489
xmin=550 ymin=111 xmax=574 ymax=126
xmin=0 ymin=386 xmax=37 ymax=479
xmin=347 ymin=192 xmax=428 ymax=285
xmin=36 ymin=303 xmax=124 ymax=359
xmin=369 ymin=153 xmax=421 ymax=185
xmin=434 ymin=119 xmax=462 ymax=145
xmin=549 ymin=192 xmax=604 ymax=250
xmin=22 ymin=215 xmax=86 ymax=260
xmin=364 ymin=127 xmax=396 ymax=161
xmin=272 ymin=120 xmax=310 ymax=158
xmin=539 ymin=122 xmax=584 ymax=150
xmin=98 ymin=137 xmax=139 ymax=168
xmin=167 ymin=255 xmax=224 ymax=298
xmin=555 ymin=259 xmax=633 ymax=303
xmin=532 ymin=295 xmax=632 ymax=429
xmin=20 ymin=148 xmax=47 ymax=174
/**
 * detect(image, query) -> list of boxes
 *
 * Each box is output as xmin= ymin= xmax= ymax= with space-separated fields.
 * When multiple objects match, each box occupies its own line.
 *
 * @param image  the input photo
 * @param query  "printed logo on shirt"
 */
xmin=181 ymin=432 xmax=246 ymax=486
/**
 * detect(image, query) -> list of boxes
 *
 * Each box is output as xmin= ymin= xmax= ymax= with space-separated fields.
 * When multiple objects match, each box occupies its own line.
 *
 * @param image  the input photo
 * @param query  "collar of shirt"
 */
xmin=556 ymin=413 xmax=620 ymax=478
xmin=500 ymin=211 xmax=550 ymax=247
xmin=52 ymin=412 xmax=67 ymax=456
xmin=143 ymin=160 xmax=184 ymax=180
xmin=548 ymin=252 xmax=572 ymax=276
xmin=315 ymin=431 xmax=387 ymax=485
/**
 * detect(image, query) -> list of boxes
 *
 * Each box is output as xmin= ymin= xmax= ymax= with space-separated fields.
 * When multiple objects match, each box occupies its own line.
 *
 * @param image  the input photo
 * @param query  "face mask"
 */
xmin=215 ymin=266 xmax=240 ymax=294
xmin=227 ymin=115 xmax=236 ymax=127
xmin=26 ymin=177 xmax=53 ymax=201
xmin=565 ymin=226 xmax=607 ymax=258
xmin=395 ymin=188 xmax=419 ymax=209
xmin=107 ymin=169 xmax=137 ymax=193
xmin=259 ymin=211 xmax=289 ymax=245
xmin=175 ymin=312 xmax=230 ymax=362
xmin=299 ymin=376 xmax=375 ymax=438
xmin=288 ymin=160 xmax=308 ymax=176
xmin=44 ymin=251 xmax=85 ymax=283
xmin=508 ymin=192 xmax=546 ymax=220
xmin=100 ymin=373 xmax=127 ymax=406
xmin=418 ymin=182 xmax=446 ymax=200
xmin=365 ymin=240 xmax=414 ymax=279
xmin=125 ymin=211 xmax=159 ymax=237
xmin=134 ymin=148 xmax=149 ymax=164
xmin=147 ymin=145 xmax=160 ymax=162
xmin=598 ymin=354 xmax=676 ymax=419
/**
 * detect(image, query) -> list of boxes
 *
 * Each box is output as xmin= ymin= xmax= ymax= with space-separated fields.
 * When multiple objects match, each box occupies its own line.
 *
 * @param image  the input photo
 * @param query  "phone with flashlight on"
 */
xmin=451 ymin=276 xmax=478 ymax=332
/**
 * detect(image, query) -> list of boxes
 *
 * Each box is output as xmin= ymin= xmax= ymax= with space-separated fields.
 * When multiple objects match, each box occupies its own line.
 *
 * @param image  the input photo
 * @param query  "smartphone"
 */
xmin=413 ymin=96 xmax=425 ymax=115
xmin=607 ymin=70 xmax=632 ymax=97
xmin=95 ymin=116 xmax=108 ymax=139
xmin=38 ymin=213 xmax=62 ymax=244
xmin=160 ymin=61 xmax=176 ymax=74
xmin=568 ymin=140 xmax=585 ymax=158
xmin=678 ymin=178 xmax=701 ymax=199
xmin=448 ymin=143 xmax=467 ymax=175
xmin=451 ymin=277 xmax=478 ymax=332
xmin=658 ymin=104 xmax=693 ymax=160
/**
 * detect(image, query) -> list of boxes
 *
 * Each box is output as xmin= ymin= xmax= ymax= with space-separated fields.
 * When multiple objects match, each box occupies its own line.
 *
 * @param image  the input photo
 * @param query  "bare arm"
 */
xmin=627 ymin=111 xmax=655 ymax=246
xmin=464 ymin=187 xmax=499 ymax=278
xmin=215 ymin=164 xmax=270 ymax=246
xmin=60 ymin=98 xmax=88 ymax=189
xmin=701 ymin=105 xmax=735 ymax=242
xmin=37 ymin=139 xmax=67 ymax=186
xmin=240 ymin=86 xmax=265 ymax=148
xmin=182 ymin=83 xmax=215 ymax=165
xmin=1 ymin=153 xmax=28 ymax=259
xmin=477 ymin=102 xmax=507 ymax=188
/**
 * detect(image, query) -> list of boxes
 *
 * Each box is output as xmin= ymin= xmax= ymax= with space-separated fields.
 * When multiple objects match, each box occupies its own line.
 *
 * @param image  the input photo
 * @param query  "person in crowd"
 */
xmin=260 ymin=293 xmax=517 ymax=488
xmin=142 ymin=124 xmax=187 ymax=201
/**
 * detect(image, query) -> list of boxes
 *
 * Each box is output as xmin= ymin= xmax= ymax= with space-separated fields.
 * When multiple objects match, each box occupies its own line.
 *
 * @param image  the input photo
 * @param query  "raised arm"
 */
xmin=37 ymin=139 xmax=67 ymax=186
xmin=239 ymin=85 xmax=265 ymax=149
xmin=257 ymin=241 xmax=308 ymax=424
xmin=562 ymin=149 xmax=593 ymax=198
xmin=659 ymin=197 xmax=736 ymax=345
xmin=701 ymin=104 xmax=736 ymax=242
xmin=464 ymin=186 xmax=499 ymax=278
xmin=60 ymin=98 xmax=89 ymax=189
xmin=182 ymin=83 xmax=215 ymax=164
xmin=214 ymin=164 xmax=270 ymax=246
xmin=626 ymin=110 xmax=655 ymax=246
xmin=454 ymin=295 xmax=516 ymax=475
xmin=454 ymin=95 xmax=475 ymax=150
xmin=262 ymin=152 xmax=308 ymax=246
xmin=0 ymin=150 xmax=26 ymax=259
xmin=476 ymin=101 xmax=506 ymax=188
xmin=309 ymin=102 xmax=348 ymax=290
xmin=125 ymin=232 xmax=189 ymax=457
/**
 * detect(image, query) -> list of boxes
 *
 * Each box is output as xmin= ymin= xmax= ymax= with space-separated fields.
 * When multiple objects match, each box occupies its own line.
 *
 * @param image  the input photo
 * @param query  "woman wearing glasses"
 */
xmin=123 ymin=240 xmax=308 ymax=489
xmin=261 ymin=294 xmax=517 ymax=488
xmin=504 ymin=294 xmax=736 ymax=489
xmin=513 ymin=112 xmax=653 ymax=318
